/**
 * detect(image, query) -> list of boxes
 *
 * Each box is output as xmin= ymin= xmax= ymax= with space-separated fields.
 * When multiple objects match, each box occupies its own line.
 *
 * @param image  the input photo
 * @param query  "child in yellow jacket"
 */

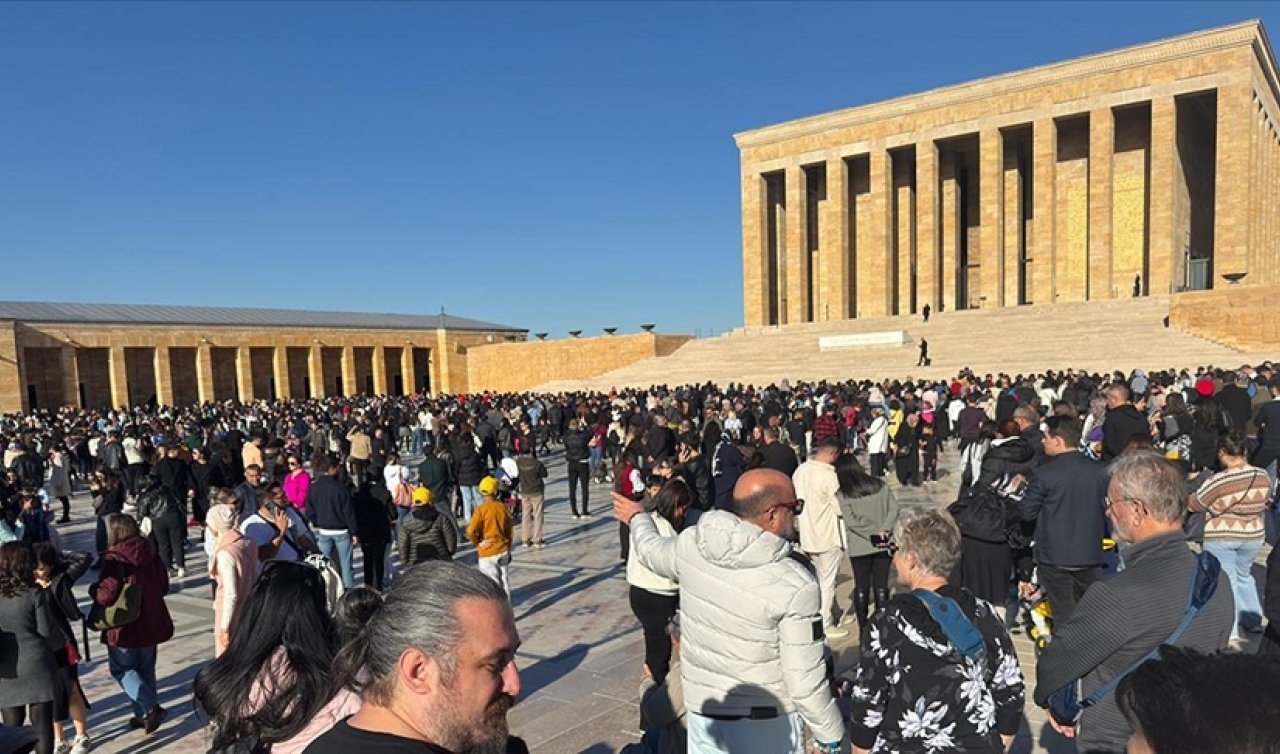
xmin=467 ymin=476 xmax=513 ymax=596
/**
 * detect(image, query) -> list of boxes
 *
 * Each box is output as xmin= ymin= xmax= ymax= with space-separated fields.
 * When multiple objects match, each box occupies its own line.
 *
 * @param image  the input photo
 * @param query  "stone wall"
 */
xmin=466 ymin=333 xmax=693 ymax=394
xmin=1170 ymin=286 xmax=1280 ymax=353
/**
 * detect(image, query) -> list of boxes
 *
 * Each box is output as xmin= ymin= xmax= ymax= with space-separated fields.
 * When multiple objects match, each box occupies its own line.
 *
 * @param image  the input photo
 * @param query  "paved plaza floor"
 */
xmin=56 ymin=444 xmax=1262 ymax=754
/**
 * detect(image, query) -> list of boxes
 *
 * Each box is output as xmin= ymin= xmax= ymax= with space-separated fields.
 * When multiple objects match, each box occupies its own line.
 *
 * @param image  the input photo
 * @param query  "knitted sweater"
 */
xmin=1189 ymin=464 xmax=1271 ymax=540
xmin=467 ymin=500 xmax=513 ymax=558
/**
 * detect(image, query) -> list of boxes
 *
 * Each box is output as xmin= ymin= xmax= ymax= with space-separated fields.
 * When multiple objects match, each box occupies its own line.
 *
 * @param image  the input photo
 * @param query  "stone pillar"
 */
xmin=235 ymin=345 xmax=255 ymax=402
xmin=401 ymin=344 xmax=418 ymax=396
xmin=308 ymin=344 xmax=325 ymax=398
xmin=1032 ymin=118 xmax=1056 ymax=304
xmin=373 ymin=345 xmax=388 ymax=395
xmin=916 ymin=140 xmax=938 ymax=314
xmin=434 ymin=330 xmax=451 ymax=395
xmin=196 ymin=344 xmax=216 ymax=404
xmin=1089 ymin=107 xmax=1114 ymax=299
xmin=742 ymin=171 xmax=769 ymax=327
xmin=340 ymin=345 xmax=356 ymax=396
xmin=1214 ymin=81 xmax=1252 ymax=282
xmin=1147 ymin=97 xmax=1176 ymax=296
xmin=272 ymin=346 xmax=290 ymax=400
xmin=0 ymin=324 xmax=23 ymax=414
xmin=153 ymin=347 xmax=173 ymax=407
xmin=108 ymin=345 xmax=129 ymax=409
xmin=858 ymin=149 xmax=891 ymax=317
xmin=784 ymin=164 xmax=809 ymax=323
xmin=819 ymin=156 xmax=849 ymax=321
xmin=940 ymin=150 xmax=959 ymax=312
xmin=979 ymin=129 xmax=1004 ymax=308
xmin=1002 ymin=137 xmax=1023 ymax=306
xmin=60 ymin=345 xmax=81 ymax=409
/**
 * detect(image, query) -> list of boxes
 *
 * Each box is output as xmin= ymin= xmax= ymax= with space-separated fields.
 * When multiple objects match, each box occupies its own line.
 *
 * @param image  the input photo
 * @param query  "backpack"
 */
xmin=947 ymin=485 xmax=1009 ymax=545
xmin=303 ymin=553 xmax=346 ymax=614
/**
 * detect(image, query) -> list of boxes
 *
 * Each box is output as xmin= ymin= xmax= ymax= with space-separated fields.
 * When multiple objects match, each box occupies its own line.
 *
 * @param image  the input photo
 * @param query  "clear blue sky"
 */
xmin=1 ymin=2 xmax=1275 ymax=338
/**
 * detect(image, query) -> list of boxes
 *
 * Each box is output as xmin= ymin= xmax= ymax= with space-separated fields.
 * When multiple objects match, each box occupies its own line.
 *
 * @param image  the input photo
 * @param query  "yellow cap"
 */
xmin=478 ymin=476 xmax=500 ymax=496
xmin=412 ymin=486 xmax=432 ymax=505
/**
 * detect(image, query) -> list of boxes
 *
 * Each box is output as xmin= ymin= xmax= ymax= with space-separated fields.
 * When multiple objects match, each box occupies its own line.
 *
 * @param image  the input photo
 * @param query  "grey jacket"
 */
xmin=630 ymin=510 xmax=843 ymax=743
xmin=0 ymin=587 xmax=59 ymax=707
xmin=839 ymin=485 xmax=900 ymax=559
xmin=638 ymin=657 xmax=686 ymax=754
xmin=1034 ymin=530 xmax=1234 ymax=752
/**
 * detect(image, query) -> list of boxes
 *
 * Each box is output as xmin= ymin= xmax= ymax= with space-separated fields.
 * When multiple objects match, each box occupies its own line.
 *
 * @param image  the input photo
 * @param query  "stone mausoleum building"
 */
xmin=736 ymin=21 xmax=1280 ymax=325
xmin=0 ymin=302 xmax=526 ymax=414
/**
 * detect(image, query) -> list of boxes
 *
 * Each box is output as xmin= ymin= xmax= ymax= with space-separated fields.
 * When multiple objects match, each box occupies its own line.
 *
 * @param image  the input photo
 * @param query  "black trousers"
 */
xmin=95 ymin=515 xmax=109 ymax=557
xmin=851 ymin=553 xmax=892 ymax=593
xmin=3 ymin=701 xmax=54 ymax=754
xmin=629 ymin=586 xmax=678 ymax=686
xmin=1037 ymin=564 xmax=1101 ymax=625
xmin=153 ymin=512 xmax=186 ymax=571
xmin=567 ymin=461 xmax=590 ymax=515
xmin=619 ymin=522 xmax=630 ymax=561
xmin=869 ymin=453 xmax=886 ymax=477
xmin=362 ymin=543 xmax=388 ymax=589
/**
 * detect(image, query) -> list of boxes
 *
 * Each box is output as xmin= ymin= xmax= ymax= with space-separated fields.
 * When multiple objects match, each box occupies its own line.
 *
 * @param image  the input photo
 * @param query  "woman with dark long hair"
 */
xmin=836 ymin=453 xmax=900 ymax=634
xmin=0 ymin=541 xmax=58 ymax=754
xmin=193 ymin=560 xmax=359 ymax=754
xmin=625 ymin=479 xmax=690 ymax=686
xmin=32 ymin=543 xmax=93 ymax=754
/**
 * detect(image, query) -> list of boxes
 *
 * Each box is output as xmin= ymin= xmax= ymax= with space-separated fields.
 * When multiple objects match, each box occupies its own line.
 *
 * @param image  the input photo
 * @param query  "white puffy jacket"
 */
xmin=630 ymin=510 xmax=844 ymax=743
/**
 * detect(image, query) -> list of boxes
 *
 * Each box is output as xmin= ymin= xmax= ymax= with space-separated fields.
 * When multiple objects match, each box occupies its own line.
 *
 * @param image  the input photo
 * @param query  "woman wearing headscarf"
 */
xmin=206 ymin=504 xmax=260 ymax=657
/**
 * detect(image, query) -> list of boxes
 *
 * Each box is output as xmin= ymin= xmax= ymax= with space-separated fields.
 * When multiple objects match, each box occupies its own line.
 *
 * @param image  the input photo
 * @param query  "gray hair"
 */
xmin=348 ymin=561 xmax=508 ymax=704
xmin=1107 ymin=450 xmax=1187 ymax=524
xmin=892 ymin=506 xmax=962 ymax=579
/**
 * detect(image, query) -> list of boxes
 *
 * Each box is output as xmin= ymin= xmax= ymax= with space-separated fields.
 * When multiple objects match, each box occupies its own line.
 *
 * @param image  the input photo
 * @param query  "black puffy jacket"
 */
xmin=563 ymin=430 xmax=590 ymax=462
xmin=677 ymin=456 xmax=713 ymax=511
xmin=453 ymin=444 xmax=485 ymax=486
xmin=397 ymin=505 xmax=457 ymax=565
xmin=976 ymin=438 xmax=1037 ymax=489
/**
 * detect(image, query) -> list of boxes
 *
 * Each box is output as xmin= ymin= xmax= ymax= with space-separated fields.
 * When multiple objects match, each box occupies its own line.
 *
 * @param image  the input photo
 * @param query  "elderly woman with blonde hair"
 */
xmin=847 ymin=507 xmax=1025 ymax=754
xmin=206 ymin=501 xmax=259 ymax=656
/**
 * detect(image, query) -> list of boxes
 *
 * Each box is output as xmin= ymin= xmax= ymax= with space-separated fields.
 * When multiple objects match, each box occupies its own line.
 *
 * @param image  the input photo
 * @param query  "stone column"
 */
xmin=60 ymin=345 xmax=81 ymax=409
xmin=236 ymin=345 xmax=255 ymax=402
xmin=979 ymin=129 xmax=1004 ymax=308
xmin=1147 ymin=97 xmax=1176 ymax=296
xmin=434 ymin=330 xmax=451 ymax=395
xmin=153 ymin=347 xmax=173 ymax=407
xmin=916 ymin=141 xmax=938 ymax=314
xmin=373 ymin=345 xmax=388 ymax=395
xmin=308 ymin=344 xmax=325 ymax=398
xmin=940 ymin=150 xmax=959 ymax=312
xmin=819 ymin=156 xmax=849 ymax=321
xmin=1032 ymin=118 xmax=1056 ymax=304
xmin=858 ymin=149 xmax=891 ymax=317
xmin=401 ymin=344 xmax=418 ymax=396
xmin=1002 ymin=137 xmax=1023 ymax=306
xmin=742 ymin=171 xmax=770 ymax=327
xmin=273 ymin=346 xmax=290 ymax=400
xmin=1214 ymin=81 xmax=1252 ymax=282
xmin=784 ymin=164 xmax=809 ymax=323
xmin=108 ymin=345 xmax=129 ymax=409
xmin=340 ymin=345 xmax=356 ymax=396
xmin=1089 ymin=107 xmax=1114 ymax=299
xmin=0 ymin=325 xmax=23 ymax=414
xmin=196 ymin=343 xmax=216 ymax=404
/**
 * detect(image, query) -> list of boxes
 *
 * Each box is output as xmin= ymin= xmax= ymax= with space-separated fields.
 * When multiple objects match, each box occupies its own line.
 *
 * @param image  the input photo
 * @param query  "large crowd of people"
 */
xmin=1 ymin=362 xmax=1280 ymax=753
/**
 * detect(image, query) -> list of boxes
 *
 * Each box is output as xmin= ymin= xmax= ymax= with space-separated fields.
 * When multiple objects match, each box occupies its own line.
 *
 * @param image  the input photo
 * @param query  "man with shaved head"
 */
xmin=614 ymin=469 xmax=844 ymax=754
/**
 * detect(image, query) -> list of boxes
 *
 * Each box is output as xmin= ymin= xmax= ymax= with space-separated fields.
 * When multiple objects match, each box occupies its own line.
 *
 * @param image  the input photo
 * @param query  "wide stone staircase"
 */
xmin=534 ymin=297 xmax=1271 ymax=391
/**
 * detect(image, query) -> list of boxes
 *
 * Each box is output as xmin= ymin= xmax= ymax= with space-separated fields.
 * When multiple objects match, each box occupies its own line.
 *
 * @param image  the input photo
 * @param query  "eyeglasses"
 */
xmin=288 ymin=461 xmax=299 ymax=467
xmin=766 ymin=498 xmax=804 ymax=515
xmin=1104 ymin=496 xmax=1145 ymax=513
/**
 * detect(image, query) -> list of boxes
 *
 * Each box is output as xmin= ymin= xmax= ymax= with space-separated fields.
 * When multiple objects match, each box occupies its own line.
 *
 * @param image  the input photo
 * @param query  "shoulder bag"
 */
xmin=87 ymin=562 xmax=142 ymax=631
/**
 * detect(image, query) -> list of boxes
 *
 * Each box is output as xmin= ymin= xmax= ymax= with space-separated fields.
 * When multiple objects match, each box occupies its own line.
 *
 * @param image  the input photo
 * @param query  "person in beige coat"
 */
xmin=792 ymin=438 xmax=847 ymax=638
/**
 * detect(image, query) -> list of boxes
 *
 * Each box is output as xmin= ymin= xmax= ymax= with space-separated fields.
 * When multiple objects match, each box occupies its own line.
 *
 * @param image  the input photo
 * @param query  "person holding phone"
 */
xmin=836 ymin=453 xmax=900 ymax=635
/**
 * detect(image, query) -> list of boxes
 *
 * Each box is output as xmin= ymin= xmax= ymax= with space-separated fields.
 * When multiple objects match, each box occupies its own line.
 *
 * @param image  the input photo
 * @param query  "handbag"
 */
xmin=1046 ymin=551 xmax=1220 ymax=725
xmin=87 ymin=563 xmax=142 ymax=631
xmin=393 ymin=482 xmax=415 ymax=509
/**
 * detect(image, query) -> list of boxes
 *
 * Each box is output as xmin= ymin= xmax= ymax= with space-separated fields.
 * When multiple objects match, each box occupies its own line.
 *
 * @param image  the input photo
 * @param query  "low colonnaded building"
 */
xmin=735 ymin=20 xmax=1280 ymax=326
xmin=0 ymin=301 xmax=526 ymax=414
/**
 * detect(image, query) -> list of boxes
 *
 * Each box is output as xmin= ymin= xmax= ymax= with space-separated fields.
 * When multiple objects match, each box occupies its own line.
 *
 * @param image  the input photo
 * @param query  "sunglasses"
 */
xmin=767 ymin=498 xmax=804 ymax=515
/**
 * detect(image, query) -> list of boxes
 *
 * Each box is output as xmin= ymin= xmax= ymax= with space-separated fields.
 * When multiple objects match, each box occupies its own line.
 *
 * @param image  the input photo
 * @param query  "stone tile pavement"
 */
xmin=55 ymin=444 xmax=1261 ymax=753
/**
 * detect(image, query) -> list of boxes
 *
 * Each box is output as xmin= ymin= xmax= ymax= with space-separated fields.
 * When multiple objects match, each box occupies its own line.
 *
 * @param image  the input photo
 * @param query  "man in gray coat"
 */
xmin=614 ymin=469 xmax=844 ymax=754
xmin=1034 ymin=451 xmax=1233 ymax=752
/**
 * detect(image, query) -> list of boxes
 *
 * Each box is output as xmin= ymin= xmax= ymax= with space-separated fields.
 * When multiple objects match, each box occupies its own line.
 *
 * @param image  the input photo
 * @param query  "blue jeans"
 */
xmin=411 ymin=428 xmax=425 ymax=455
xmin=460 ymin=485 xmax=480 ymax=522
xmin=589 ymin=447 xmax=603 ymax=470
xmin=316 ymin=531 xmax=356 ymax=589
xmin=108 ymin=645 xmax=158 ymax=718
xmin=1204 ymin=538 xmax=1264 ymax=638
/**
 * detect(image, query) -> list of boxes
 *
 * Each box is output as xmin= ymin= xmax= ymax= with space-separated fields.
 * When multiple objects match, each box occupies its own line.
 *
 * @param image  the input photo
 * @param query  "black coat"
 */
xmin=757 ymin=442 xmax=798 ymax=477
xmin=563 ymin=430 xmax=591 ymax=463
xmin=352 ymin=482 xmax=395 ymax=546
xmin=452 ymin=444 xmax=485 ymax=486
xmin=305 ymin=475 xmax=358 ymax=535
xmin=1019 ymin=451 xmax=1109 ymax=567
xmin=976 ymin=438 xmax=1037 ymax=488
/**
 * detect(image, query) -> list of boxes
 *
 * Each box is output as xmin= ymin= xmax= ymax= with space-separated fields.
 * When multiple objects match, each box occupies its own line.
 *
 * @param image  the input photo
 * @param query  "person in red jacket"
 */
xmin=92 ymin=514 xmax=174 ymax=735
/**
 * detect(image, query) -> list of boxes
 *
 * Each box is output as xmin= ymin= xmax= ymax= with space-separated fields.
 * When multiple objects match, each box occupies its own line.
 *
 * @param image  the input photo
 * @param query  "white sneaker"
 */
xmin=69 ymin=735 xmax=92 ymax=754
xmin=54 ymin=740 xmax=72 ymax=754
xmin=175 ymin=568 xmax=186 ymax=578
xmin=826 ymin=625 xmax=850 ymax=639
